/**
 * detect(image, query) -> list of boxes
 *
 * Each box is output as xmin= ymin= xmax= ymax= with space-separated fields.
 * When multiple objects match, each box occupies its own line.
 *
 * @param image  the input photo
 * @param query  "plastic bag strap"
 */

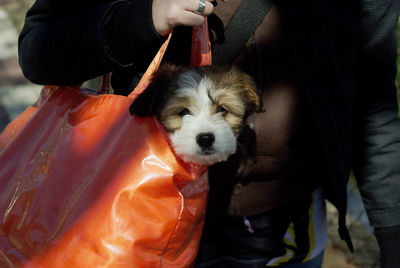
xmin=99 ymin=73 xmax=111 ymax=94
xmin=128 ymin=18 xmax=211 ymax=98
xmin=128 ymin=33 xmax=173 ymax=98
xmin=191 ymin=18 xmax=211 ymax=67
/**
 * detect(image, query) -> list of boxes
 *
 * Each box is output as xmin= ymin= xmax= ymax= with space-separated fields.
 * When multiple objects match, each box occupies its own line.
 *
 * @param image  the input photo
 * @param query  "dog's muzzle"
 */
xmin=196 ymin=132 xmax=215 ymax=151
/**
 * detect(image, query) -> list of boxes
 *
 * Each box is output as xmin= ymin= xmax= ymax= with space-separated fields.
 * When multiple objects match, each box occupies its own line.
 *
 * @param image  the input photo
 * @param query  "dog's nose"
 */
xmin=196 ymin=133 xmax=215 ymax=148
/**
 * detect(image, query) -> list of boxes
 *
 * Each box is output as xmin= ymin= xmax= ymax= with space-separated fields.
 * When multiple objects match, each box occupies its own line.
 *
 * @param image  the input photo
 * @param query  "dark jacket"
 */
xmin=18 ymin=0 xmax=400 ymax=251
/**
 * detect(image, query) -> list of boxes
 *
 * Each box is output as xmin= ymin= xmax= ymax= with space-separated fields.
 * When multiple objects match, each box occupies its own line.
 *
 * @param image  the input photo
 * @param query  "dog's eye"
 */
xmin=178 ymin=108 xmax=191 ymax=117
xmin=216 ymin=106 xmax=227 ymax=114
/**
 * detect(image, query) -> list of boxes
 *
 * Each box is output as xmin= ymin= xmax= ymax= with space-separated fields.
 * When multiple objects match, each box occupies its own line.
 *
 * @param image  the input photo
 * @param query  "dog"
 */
xmin=130 ymin=64 xmax=262 ymax=165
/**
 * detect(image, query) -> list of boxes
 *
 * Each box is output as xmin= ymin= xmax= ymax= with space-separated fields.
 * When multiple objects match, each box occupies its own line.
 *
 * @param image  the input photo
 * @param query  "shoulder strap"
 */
xmin=212 ymin=0 xmax=273 ymax=65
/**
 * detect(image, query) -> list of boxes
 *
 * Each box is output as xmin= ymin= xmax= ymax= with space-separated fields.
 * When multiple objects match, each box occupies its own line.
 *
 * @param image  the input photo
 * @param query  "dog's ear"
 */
xmin=130 ymin=63 xmax=182 ymax=117
xmin=233 ymin=68 xmax=263 ymax=115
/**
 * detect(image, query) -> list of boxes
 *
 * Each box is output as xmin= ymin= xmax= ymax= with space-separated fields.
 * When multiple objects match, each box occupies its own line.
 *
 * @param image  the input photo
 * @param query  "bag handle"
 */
xmin=128 ymin=19 xmax=211 ymax=98
xmin=191 ymin=18 xmax=211 ymax=67
xmin=127 ymin=33 xmax=172 ymax=98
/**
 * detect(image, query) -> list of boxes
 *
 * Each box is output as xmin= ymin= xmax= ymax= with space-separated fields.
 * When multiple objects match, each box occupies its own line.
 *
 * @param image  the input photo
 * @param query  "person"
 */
xmin=17 ymin=0 xmax=400 ymax=267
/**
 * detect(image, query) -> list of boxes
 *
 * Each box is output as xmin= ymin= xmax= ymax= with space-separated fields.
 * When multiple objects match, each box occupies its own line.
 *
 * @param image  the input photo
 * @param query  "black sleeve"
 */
xmin=18 ymin=0 xmax=165 ymax=86
xmin=352 ymin=0 xmax=400 ymax=229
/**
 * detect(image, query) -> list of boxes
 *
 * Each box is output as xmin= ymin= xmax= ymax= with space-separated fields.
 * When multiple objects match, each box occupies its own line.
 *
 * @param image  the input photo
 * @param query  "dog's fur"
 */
xmin=130 ymin=64 xmax=262 ymax=165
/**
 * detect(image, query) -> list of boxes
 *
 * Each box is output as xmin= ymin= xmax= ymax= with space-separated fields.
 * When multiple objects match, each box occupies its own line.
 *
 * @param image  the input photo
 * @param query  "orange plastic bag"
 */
xmin=0 ymin=22 xmax=211 ymax=267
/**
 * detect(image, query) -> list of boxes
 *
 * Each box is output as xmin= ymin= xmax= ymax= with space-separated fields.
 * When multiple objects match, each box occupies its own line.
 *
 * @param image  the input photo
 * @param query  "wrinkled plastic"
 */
xmin=0 ymin=22 xmax=211 ymax=268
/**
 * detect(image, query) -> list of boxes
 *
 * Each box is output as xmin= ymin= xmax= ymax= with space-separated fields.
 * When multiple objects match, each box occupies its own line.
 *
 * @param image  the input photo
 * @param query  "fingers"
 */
xmin=179 ymin=0 xmax=214 ymax=26
xmin=152 ymin=0 xmax=214 ymax=35
xmin=184 ymin=0 xmax=214 ymax=16
xmin=176 ymin=11 xmax=205 ymax=28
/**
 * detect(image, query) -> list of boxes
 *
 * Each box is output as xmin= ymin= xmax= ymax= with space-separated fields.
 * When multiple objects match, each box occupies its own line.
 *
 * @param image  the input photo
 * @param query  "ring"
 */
xmin=196 ymin=0 xmax=206 ymax=14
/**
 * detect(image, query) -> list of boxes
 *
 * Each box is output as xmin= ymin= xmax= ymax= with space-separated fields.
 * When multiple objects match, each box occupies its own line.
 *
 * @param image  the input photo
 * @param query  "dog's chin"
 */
xmin=176 ymin=150 xmax=233 ymax=166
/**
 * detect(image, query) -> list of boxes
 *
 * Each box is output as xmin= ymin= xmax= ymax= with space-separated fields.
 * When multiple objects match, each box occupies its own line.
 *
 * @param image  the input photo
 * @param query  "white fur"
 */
xmin=169 ymin=74 xmax=237 ymax=165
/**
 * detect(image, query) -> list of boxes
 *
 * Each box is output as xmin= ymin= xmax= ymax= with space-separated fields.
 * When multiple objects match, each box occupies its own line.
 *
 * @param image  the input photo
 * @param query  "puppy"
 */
xmin=130 ymin=64 xmax=262 ymax=165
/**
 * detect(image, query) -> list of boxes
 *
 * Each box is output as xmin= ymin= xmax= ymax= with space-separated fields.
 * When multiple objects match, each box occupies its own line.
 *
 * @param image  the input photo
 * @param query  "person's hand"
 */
xmin=152 ymin=0 xmax=214 ymax=36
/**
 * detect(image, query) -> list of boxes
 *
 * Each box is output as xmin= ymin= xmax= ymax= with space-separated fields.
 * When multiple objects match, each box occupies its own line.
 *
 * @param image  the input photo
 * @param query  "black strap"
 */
xmin=339 ymin=212 xmax=354 ymax=252
xmin=212 ymin=0 xmax=273 ymax=65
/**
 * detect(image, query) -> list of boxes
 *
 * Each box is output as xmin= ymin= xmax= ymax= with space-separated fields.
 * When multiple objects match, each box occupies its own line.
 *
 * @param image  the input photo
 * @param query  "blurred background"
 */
xmin=0 ymin=1 xmax=398 ymax=267
xmin=0 ymin=0 xmax=41 ymax=131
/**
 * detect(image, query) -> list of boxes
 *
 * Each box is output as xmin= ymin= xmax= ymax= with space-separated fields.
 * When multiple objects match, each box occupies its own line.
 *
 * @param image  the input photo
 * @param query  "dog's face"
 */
xmin=130 ymin=64 xmax=262 ymax=165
